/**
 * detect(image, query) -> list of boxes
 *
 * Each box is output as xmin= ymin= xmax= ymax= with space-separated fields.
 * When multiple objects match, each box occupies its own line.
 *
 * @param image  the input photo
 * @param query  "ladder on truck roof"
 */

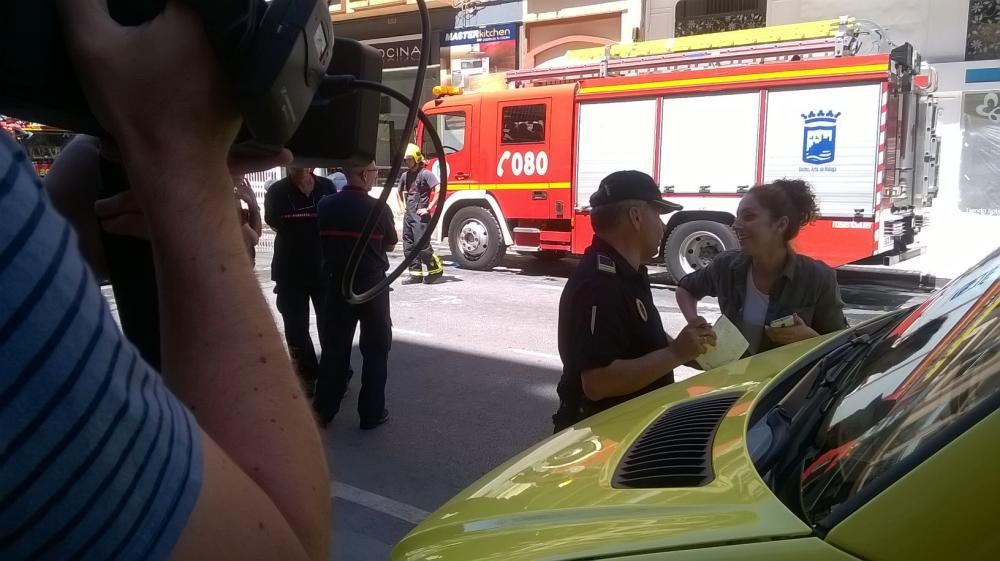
xmin=507 ymin=17 xmax=871 ymax=87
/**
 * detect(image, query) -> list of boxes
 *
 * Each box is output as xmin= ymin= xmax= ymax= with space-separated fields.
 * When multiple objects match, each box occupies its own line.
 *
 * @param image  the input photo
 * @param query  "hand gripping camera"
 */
xmin=0 ymin=0 xmax=382 ymax=165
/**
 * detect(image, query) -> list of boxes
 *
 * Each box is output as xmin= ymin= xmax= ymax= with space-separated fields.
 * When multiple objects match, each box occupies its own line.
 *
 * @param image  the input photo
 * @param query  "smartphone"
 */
xmin=770 ymin=315 xmax=795 ymax=328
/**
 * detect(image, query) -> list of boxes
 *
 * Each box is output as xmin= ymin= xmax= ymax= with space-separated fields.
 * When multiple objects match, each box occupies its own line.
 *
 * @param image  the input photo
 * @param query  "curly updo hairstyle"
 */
xmin=747 ymin=179 xmax=820 ymax=242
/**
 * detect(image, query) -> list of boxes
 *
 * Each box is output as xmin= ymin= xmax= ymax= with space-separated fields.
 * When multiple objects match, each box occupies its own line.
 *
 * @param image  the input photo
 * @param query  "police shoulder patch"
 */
xmin=597 ymin=253 xmax=617 ymax=275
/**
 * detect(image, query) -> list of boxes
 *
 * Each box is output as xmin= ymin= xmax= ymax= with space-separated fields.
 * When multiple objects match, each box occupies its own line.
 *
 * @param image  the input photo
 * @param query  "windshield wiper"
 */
xmin=753 ymin=335 xmax=874 ymax=475
xmin=754 ymin=309 xmax=911 ymax=478
xmin=766 ymin=312 xmax=913 ymax=520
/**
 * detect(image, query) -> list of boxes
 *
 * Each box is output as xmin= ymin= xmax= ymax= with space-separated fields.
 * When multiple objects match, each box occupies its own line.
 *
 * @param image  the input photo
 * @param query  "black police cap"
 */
xmin=590 ymin=170 xmax=682 ymax=214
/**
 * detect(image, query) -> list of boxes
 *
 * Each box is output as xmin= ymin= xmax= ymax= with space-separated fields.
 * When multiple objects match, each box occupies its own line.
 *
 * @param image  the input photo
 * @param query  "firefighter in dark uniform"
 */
xmin=397 ymin=143 xmax=444 ymax=284
xmin=314 ymin=161 xmax=397 ymax=430
xmin=264 ymin=167 xmax=334 ymax=393
xmin=552 ymin=171 xmax=718 ymax=432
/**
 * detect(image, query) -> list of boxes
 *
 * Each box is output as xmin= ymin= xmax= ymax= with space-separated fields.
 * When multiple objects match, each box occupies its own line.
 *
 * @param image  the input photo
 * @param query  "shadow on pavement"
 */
xmin=322 ymin=338 xmax=561 ymax=561
xmin=421 ymin=274 xmax=463 ymax=285
xmin=440 ymin=250 xmax=580 ymax=279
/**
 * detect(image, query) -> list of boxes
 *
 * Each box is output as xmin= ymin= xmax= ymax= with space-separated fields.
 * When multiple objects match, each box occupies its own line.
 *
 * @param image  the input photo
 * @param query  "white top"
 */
xmin=327 ymin=171 xmax=347 ymax=191
xmin=743 ymin=268 xmax=770 ymax=327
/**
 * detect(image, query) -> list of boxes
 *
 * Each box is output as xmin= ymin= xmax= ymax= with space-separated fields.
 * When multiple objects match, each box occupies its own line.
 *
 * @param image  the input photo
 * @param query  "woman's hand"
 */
xmin=235 ymin=178 xmax=257 ymax=204
xmin=765 ymin=314 xmax=819 ymax=346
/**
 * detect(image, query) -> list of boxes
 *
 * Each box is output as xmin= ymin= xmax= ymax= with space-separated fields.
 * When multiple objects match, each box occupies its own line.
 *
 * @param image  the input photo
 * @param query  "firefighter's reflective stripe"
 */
xmin=447 ymin=182 xmax=571 ymax=191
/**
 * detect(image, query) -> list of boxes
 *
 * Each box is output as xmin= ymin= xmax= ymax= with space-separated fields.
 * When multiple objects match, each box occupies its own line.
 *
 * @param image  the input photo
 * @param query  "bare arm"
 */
xmin=238 ymin=178 xmax=264 ymax=236
xmin=248 ymin=202 xmax=263 ymax=236
xmin=582 ymin=347 xmax=685 ymax=401
xmin=675 ymin=258 xmax=721 ymax=325
xmin=425 ymin=184 xmax=440 ymax=212
xmin=675 ymin=286 xmax=701 ymax=323
xmin=43 ymin=134 xmax=109 ymax=280
xmin=138 ymin=159 xmax=328 ymax=561
xmin=242 ymin=222 xmax=261 ymax=247
xmin=61 ymin=1 xmax=328 ymax=559
xmin=582 ymin=317 xmax=715 ymax=401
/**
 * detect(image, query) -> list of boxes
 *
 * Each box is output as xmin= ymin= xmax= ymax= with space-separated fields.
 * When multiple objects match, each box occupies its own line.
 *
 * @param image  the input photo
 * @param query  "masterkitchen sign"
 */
xmin=442 ymin=23 xmax=518 ymax=46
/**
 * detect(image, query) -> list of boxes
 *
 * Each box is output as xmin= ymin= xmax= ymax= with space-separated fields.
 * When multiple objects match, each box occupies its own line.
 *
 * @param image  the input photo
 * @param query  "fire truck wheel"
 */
xmin=663 ymin=220 xmax=739 ymax=283
xmin=448 ymin=206 xmax=507 ymax=271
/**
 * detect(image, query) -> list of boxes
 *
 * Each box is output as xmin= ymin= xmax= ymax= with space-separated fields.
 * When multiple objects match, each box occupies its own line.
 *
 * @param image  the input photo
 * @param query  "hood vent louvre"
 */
xmin=613 ymin=392 xmax=741 ymax=489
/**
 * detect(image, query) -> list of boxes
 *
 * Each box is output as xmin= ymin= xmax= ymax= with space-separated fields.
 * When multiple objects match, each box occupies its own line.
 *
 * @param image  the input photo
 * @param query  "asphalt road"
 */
xmin=103 ymin=244 xmax=933 ymax=561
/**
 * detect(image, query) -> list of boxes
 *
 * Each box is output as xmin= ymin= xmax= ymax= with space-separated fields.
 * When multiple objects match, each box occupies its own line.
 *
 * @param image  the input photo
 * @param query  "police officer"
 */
xmin=314 ymin=161 xmax=397 ymax=430
xmin=397 ymin=143 xmax=444 ymax=284
xmin=553 ymin=171 xmax=718 ymax=432
xmin=264 ymin=167 xmax=334 ymax=393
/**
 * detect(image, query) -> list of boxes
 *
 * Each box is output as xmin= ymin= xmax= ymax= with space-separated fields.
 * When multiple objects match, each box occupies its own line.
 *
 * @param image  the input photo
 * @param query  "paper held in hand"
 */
xmin=695 ymin=315 xmax=749 ymax=371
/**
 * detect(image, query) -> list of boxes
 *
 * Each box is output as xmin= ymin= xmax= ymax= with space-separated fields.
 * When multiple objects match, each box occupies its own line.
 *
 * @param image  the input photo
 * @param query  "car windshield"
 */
xmin=797 ymin=248 xmax=1000 ymax=524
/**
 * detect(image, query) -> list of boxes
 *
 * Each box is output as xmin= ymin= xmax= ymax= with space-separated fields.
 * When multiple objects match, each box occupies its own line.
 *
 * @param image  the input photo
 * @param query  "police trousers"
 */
xmin=315 ymin=286 xmax=392 ymax=425
xmin=402 ymin=210 xmax=441 ymax=276
xmin=275 ymin=282 xmax=326 ymax=385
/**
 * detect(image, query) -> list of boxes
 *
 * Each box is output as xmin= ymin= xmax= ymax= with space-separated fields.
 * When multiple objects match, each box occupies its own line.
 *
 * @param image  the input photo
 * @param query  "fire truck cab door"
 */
xmin=422 ymin=103 xmax=477 ymax=185
xmin=494 ymin=98 xmax=559 ymax=219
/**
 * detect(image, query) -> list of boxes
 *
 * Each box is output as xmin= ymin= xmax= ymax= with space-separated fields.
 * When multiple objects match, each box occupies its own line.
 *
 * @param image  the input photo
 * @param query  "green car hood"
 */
xmin=394 ymin=336 xmax=838 ymax=561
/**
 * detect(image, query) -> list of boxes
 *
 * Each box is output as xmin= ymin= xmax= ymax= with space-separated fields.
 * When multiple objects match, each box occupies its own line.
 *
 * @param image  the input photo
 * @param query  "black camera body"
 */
xmin=0 ymin=0 xmax=381 ymax=165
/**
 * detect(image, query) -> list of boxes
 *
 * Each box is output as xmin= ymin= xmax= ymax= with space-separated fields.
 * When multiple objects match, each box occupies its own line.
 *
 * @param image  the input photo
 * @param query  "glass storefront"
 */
xmin=376 ymin=65 xmax=441 ymax=168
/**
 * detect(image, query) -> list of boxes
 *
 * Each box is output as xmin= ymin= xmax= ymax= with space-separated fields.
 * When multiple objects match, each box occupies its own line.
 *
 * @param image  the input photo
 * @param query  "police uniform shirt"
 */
xmin=263 ymin=175 xmax=332 ymax=285
xmin=557 ymin=236 xmax=673 ymax=416
xmin=317 ymin=185 xmax=398 ymax=293
xmin=399 ymin=167 xmax=439 ymax=210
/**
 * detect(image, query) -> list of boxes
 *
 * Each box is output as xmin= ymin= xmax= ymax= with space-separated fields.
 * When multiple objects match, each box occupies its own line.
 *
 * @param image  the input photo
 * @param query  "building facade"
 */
xmin=521 ymin=0 xmax=645 ymax=68
xmin=329 ymin=0 xmax=523 ymax=164
xmin=642 ymin=0 xmax=971 ymax=63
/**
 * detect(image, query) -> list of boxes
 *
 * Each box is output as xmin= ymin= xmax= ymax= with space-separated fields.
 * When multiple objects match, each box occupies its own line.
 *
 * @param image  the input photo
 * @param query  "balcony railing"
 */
xmin=674 ymin=0 xmax=766 ymax=38
xmin=328 ymin=0 xmax=458 ymax=17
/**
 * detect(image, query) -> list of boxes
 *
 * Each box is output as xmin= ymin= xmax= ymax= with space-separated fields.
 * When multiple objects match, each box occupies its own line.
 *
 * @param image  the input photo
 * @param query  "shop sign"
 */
xmin=369 ymin=37 xmax=440 ymax=69
xmin=442 ymin=23 xmax=518 ymax=46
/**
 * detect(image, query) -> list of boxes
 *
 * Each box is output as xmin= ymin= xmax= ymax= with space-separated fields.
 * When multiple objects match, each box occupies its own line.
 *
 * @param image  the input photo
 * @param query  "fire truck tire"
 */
xmin=663 ymin=220 xmax=739 ymax=283
xmin=448 ymin=206 xmax=507 ymax=271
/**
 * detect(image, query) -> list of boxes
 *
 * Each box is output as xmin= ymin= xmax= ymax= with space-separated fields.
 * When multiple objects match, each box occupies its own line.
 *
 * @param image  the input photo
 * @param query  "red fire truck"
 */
xmin=1 ymin=116 xmax=73 ymax=178
xmin=416 ymin=18 xmax=940 ymax=280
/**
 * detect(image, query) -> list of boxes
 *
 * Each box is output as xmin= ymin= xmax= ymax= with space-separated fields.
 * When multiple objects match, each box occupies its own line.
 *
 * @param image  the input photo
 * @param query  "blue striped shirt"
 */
xmin=0 ymin=134 xmax=202 ymax=561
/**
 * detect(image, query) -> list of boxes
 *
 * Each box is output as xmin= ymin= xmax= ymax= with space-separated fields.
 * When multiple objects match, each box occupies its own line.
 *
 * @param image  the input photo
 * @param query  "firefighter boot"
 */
xmin=402 ymin=262 xmax=425 ymax=285
xmin=424 ymin=255 xmax=444 ymax=284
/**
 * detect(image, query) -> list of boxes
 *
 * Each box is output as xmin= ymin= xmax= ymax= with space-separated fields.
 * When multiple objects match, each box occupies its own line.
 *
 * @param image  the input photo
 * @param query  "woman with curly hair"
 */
xmin=676 ymin=179 xmax=848 ymax=355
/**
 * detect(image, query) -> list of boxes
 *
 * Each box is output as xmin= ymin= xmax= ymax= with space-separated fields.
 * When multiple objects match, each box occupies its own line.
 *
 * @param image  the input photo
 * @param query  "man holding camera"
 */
xmin=1 ymin=2 xmax=329 ymax=560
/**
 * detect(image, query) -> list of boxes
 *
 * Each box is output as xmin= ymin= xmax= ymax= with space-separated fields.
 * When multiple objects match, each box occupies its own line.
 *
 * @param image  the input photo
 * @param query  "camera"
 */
xmin=0 ymin=0 xmax=382 ymax=165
